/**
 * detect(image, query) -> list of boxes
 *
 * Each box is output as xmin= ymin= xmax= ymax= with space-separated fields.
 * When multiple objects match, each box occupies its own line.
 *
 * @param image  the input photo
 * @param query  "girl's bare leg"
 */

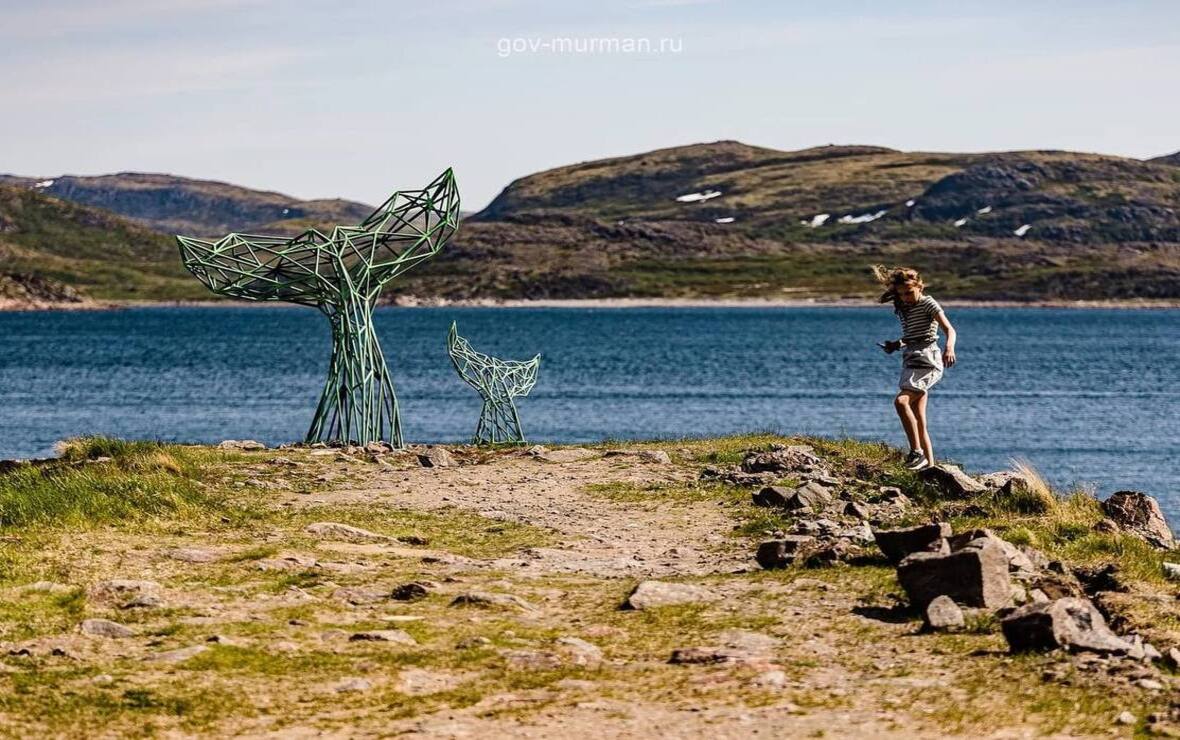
xmin=893 ymin=391 xmax=920 ymax=451
xmin=914 ymin=391 xmax=934 ymax=465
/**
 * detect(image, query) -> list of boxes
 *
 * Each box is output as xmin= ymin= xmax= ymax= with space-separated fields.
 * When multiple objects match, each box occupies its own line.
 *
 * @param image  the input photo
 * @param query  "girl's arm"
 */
xmin=936 ymin=311 xmax=956 ymax=366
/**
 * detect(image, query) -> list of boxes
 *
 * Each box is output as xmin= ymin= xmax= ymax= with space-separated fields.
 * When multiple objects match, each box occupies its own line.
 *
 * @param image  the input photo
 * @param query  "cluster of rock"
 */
xmin=728 ymin=444 xmax=1177 ymax=668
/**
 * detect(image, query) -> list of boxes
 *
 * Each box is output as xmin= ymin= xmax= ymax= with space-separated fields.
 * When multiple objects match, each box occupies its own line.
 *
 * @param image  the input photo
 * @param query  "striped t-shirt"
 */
xmin=897 ymin=295 xmax=943 ymax=346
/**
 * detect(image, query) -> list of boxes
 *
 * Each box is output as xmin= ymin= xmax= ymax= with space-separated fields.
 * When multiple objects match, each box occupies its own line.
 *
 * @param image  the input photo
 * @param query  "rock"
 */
xmin=625 ymin=580 xmax=718 ymax=610
xmin=120 ymin=594 xmax=162 ymax=609
xmin=456 ymin=636 xmax=491 ymax=649
xmin=364 ymin=442 xmax=392 ymax=454
xmin=304 ymin=522 xmax=391 ymax=543
xmin=334 ymin=677 xmax=372 ymax=693
xmin=1101 ymin=491 xmax=1175 ymax=549
xmin=948 ymin=529 xmax=1037 ymax=576
xmin=1072 ymin=563 xmax=1129 ymax=594
xmin=752 ymin=669 xmax=788 ymax=688
xmin=923 ymin=595 xmax=965 ymax=632
xmin=897 ymin=539 xmax=1012 ymax=609
xmin=638 ymin=450 xmax=671 ymax=464
xmin=1116 ymin=711 xmax=1137 ymax=725
xmin=752 ymin=486 xmax=792 ymax=507
xmin=1094 ymin=518 xmax=1119 ymax=533
xmin=1165 ymin=647 xmax=1180 ymax=669
xmin=1138 ymin=678 xmax=1164 ymax=691
xmin=741 ymin=445 xmax=823 ymax=475
xmin=145 ymin=645 xmax=208 ymax=663
xmin=88 ymin=579 xmax=160 ymax=602
xmin=755 ymin=536 xmax=815 ymax=569
xmin=669 ymin=630 xmax=777 ymax=666
xmin=919 ymin=464 xmax=986 ymax=497
xmin=877 ymin=486 xmax=908 ymax=505
xmin=502 ymin=649 xmax=563 ymax=669
xmin=449 ymin=592 xmax=537 ymax=611
xmin=218 ymin=439 xmax=266 ymax=451
xmin=803 ymin=541 xmax=853 ymax=568
xmin=1000 ymin=597 xmax=1135 ymax=655
xmin=349 ymin=630 xmax=417 ymax=645
xmin=669 ymin=647 xmax=734 ymax=664
xmin=872 ymin=523 xmax=952 ymax=564
xmin=555 ymin=637 xmax=603 ymax=666
xmin=80 ymin=619 xmax=134 ymax=638
xmin=394 ymin=668 xmax=464 ymax=695
xmin=782 ymin=482 xmax=833 ymax=512
xmin=534 ymin=448 xmax=597 ymax=463
xmin=417 ymin=446 xmax=457 ymax=468
xmin=843 ymin=501 xmax=872 ymax=520
xmin=331 ymin=587 xmax=386 ymax=605
xmin=391 ymin=582 xmax=432 ymax=601
xmin=168 ymin=548 xmax=220 ymax=563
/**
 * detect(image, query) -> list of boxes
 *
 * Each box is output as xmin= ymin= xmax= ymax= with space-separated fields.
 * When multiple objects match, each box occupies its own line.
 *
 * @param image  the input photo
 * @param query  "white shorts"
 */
xmin=899 ymin=342 xmax=944 ymax=393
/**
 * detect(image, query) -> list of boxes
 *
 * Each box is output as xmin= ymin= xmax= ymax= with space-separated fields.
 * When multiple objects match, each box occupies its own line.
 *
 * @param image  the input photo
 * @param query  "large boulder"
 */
xmin=872 ymin=522 xmax=952 ymax=564
xmin=919 ymin=464 xmax=986 ymax=497
xmin=755 ymin=536 xmax=816 ymax=569
xmin=1000 ymin=597 xmax=1135 ymax=655
xmin=1101 ymin=491 xmax=1175 ymax=549
xmin=897 ymin=538 xmax=1012 ymax=608
xmin=752 ymin=482 xmax=832 ymax=512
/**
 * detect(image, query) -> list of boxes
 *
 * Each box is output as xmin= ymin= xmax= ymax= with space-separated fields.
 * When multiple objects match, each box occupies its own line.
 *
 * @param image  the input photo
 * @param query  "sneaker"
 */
xmin=903 ymin=450 xmax=925 ymax=467
xmin=905 ymin=452 xmax=929 ymax=470
xmin=911 ymin=458 xmax=933 ymax=471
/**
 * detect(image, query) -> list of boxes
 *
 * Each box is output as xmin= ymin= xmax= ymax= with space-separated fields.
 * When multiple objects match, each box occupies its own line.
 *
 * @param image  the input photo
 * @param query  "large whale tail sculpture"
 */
xmin=177 ymin=169 xmax=460 ymax=448
xmin=447 ymin=321 xmax=540 ymax=444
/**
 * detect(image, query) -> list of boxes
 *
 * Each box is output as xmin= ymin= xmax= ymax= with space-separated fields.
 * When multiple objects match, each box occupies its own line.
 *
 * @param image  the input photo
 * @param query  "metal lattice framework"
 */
xmin=447 ymin=321 xmax=540 ymax=444
xmin=176 ymin=169 xmax=460 ymax=448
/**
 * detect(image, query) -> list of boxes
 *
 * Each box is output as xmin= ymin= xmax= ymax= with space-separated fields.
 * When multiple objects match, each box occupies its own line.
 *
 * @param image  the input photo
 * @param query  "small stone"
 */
xmin=555 ymin=637 xmax=603 ymax=665
xmin=1163 ymin=563 xmax=1180 ymax=581
xmin=924 ymin=595 xmax=965 ymax=632
xmin=168 ymin=548 xmax=219 ymax=563
xmin=752 ymin=486 xmax=791 ymax=508
xmin=217 ymin=439 xmax=266 ymax=451
xmin=349 ymin=630 xmax=417 ymax=645
xmin=638 ymin=450 xmax=672 ymax=464
xmin=752 ymin=669 xmax=788 ymax=688
xmin=449 ymin=592 xmax=537 ymax=611
xmin=1094 ymin=518 xmax=1119 ymax=533
xmin=1166 ymin=647 xmax=1180 ymax=669
xmin=783 ymin=482 xmax=833 ymax=512
xmin=502 ymin=649 xmax=563 ymax=669
xmin=843 ymin=501 xmax=872 ymax=520
xmin=873 ymin=523 xmax=952 ymax=564
xmin=304 ymin=522 xmax=392 ymax=543
xmin=120 ymin=594 xmax=162 ymax=609
xmin=145 ymin=645 xmax=208 ymax=663
xmin=456 ymin=636 xmax=491 ymax=649
xmin=390 ymin=582 xmax=431 ymax=601
xmin=334 ymin=677 xmax=372 ymax=693
xmin=1116 ymin=711 xmax=1136 ymax=725
xmin=80 ymin=619 xmax=135 ymax=638
xmin=417 ymin=447 xmax=457 ymax=468
xmin=1138 ymin=678 xmax=1164 ymax=691
xmin=331 ymin=587 xmax=386 ymax=605
xmin=625 ymin=580 xmax=718 ymax=610
xmin=755 ymin=536 xmax=815 ymax=569
xmin=919 ymin=464 xmax=986 ymax=497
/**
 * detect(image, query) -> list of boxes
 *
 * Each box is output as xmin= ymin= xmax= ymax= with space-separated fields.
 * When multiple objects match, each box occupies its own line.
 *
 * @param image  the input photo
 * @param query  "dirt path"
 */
xmin=300 ymin=449 xmax=748 ymax=579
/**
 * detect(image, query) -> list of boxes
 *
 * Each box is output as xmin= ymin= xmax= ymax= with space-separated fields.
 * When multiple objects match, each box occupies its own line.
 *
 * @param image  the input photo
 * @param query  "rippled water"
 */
xmin=1 ymin=305 xmax=1177 ymax=520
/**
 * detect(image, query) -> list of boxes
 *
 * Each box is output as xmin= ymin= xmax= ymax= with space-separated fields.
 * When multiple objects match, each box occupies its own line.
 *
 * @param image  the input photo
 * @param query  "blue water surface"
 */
xmin=1 ymin=305 xmax=1176 ymax=519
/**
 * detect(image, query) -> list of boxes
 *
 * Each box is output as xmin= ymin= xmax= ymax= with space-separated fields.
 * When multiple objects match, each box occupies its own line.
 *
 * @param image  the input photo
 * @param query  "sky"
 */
xmin=2 ymin=0 xmax=1179 ymax=210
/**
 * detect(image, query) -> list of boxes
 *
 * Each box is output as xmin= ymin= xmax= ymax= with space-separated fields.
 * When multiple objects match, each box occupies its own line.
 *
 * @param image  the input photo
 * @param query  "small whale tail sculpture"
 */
xmin=447 ymin=321 xmax=540 ymax=444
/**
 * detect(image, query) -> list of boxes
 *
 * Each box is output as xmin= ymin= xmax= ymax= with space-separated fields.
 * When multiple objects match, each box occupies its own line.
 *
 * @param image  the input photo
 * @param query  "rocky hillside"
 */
xmin=5 ymin=142 xmax=1180 ymax=306
xmin=0 ymin=185 xmax=205 ymax=304
xmin=0 ymin=173 xmax=373 ymax=237
xmin=1152 ymin=151 xmax=1180 ymax=167
xmin=410 ymin=141 xmax=1180 ymax=302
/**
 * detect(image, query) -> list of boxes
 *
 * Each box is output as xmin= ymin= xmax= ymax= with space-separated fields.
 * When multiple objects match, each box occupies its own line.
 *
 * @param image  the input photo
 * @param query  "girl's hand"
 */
xmin=943 ymin=347 xmax=956 ymax=367
xmin=879 ymin=340 xmax=901 ymax=354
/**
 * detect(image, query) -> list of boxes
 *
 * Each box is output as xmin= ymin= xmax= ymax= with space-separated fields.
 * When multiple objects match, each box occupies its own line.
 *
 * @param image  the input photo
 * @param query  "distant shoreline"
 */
xmin=4 ymin=296 xmax=1180 ymax=312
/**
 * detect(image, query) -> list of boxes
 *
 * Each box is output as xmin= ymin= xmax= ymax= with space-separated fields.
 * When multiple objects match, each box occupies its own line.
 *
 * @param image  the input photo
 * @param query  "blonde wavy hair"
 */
xmin=871 ymin=265 xmax=924 ymax=312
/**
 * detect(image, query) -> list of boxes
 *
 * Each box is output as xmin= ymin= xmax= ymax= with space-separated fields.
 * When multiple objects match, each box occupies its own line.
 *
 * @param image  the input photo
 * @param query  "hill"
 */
xmin=0 ymin=173 xmax=373 ymax=237
xmin=0 ymin=185 xmax=207 ymax=305
xmin=402 ymin=141 xmax=1180 ymax=302
xmin=4 ymin=143 xmax=1180 ymax=306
